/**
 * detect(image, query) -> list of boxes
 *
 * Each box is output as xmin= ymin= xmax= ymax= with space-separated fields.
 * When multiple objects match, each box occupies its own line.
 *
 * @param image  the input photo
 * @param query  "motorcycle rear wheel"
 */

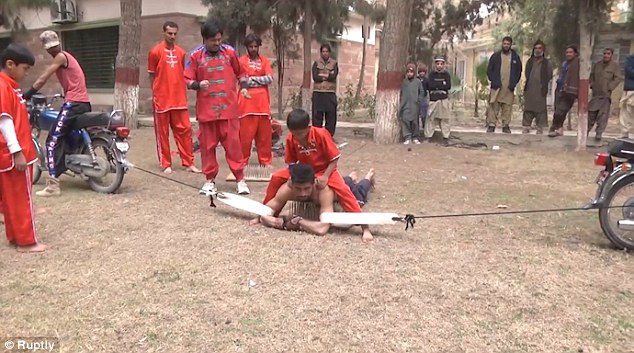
xmin=598 ymin=174 xmax=634 ymax=251
xmin=31 ymin=136 xmax=44 ymax=185
xmin=83 ymin=138 xmax=125 ymax=194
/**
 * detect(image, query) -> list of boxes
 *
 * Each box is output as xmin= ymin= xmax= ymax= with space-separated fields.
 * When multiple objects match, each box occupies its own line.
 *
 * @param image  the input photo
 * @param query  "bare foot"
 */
xmin=249 ymin=217 xmax=261 ymax=226
xmin=0 ymin=214 xmax=4 ymax=224
xmin=186 ymin=165 xmax=202 ymax=173
xmin=163 ymin=167 xmax=173 ymax=174
xmin=362 ymin=229 xmax=374 ymax=242
xmin=348 ymin=171 xmax=358 ymax=183
xmin=17 ymin=243 xmax=47 ymax=253
xmin=365 ymin=168 xmax=375 ymax=190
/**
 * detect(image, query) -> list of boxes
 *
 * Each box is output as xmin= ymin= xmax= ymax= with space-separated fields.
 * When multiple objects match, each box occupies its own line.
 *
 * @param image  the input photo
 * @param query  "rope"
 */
xmin=396 ymin=205 xmax=629 ymax=230
xmin=133 ymin=166 xmax=217 ymax=207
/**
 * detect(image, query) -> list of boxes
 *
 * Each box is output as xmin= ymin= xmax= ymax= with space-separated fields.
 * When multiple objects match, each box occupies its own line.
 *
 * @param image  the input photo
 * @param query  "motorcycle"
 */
xmin=584 ymin=138 xmax=634 ymax=251
xmin=28 ymin=93 xmax=133 ymax=194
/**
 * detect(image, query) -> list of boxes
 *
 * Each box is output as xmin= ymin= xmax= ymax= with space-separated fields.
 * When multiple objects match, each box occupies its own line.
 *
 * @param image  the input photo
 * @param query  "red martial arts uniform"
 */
xmin=148 ymin=41 xmax=195 ymax=169
xmin=238 ymin=54 xmax=273 ymax=166
xmin=185 ymin=44 xmax=246 ymax=181
xmin=0 ymin=72 xmax=39 ymax=246
xmin=263 ymin=126 xmax=362 ymax=213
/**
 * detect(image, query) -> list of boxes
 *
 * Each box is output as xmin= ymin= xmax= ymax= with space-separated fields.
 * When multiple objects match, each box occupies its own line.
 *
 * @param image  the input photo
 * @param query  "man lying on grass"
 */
xmin=250 ymin=163 xmax=375 ymax=242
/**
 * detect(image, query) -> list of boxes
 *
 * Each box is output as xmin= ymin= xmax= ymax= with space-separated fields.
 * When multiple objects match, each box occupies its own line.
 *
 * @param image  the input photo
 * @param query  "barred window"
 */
xmin=61 ymin=26 xmax=119 ymax=89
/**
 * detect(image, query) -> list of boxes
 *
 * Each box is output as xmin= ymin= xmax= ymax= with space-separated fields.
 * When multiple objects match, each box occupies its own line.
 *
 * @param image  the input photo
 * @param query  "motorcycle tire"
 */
xmin=31 ymin=136 xmax=44 ymax=185
xmin=84 ymin=138 xmax=125 ymax=194
xmin=598 ymin=174 xmax=634 ymax=251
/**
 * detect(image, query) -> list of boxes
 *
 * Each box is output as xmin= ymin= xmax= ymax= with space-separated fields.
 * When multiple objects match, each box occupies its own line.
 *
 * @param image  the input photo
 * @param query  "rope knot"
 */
xmin=403 ymin=214 xmax=416 ymax=230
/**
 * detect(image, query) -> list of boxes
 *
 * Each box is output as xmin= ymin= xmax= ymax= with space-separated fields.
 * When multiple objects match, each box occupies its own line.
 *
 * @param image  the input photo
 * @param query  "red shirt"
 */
xmin=148 ymin=42 xmax=188 ymax=112
xmin=56 ymin=51 xmax=90 ymax=103
xmin=184 ymin=44 xmax=244 ymax=123
xmin=0 ymin=72 xmax=37 ymax=172
xmin=285 ymin=127 xmax=340 ymax=173
xmin=238 ymin=54 xmax=272 ymax=118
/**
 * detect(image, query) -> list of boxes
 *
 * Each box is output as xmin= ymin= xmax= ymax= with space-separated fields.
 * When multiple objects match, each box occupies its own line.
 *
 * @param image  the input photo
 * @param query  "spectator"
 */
xmin=522 ymin=40 xmax=553 ymax=134
xmin=486 ymin=36 xmax=523 ymax=133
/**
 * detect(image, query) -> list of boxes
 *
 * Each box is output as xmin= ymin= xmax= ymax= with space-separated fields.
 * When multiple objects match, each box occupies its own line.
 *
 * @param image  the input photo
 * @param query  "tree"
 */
xmin=353 ymin=0 xmax=386 ymax=104
xmin=373 ymin=0 xmax=414 ymax=144
xmin=201 ymin=0 xmax=271 ymax=51
xmin=0 ymin=0 xmax=51 ymax=32
xmin=270 ymin=0 xmax=301 ymax=119
xmin=113 ymin=0 xmax=142 ymax=129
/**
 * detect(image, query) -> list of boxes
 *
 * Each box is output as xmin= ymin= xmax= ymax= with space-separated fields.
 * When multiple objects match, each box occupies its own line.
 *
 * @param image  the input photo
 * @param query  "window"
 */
xmin=62 ymin=26 xmax=119 ymax=89
xmin=0 ymin=37 xmax=11 ymax=52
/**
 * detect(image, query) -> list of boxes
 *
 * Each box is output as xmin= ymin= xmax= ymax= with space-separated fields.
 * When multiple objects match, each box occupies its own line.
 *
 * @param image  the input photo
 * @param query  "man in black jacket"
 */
xmin=486 ymin=36 xmax=523 ymax=133
xmin=423 ymin=56 xmax=452 ymax=145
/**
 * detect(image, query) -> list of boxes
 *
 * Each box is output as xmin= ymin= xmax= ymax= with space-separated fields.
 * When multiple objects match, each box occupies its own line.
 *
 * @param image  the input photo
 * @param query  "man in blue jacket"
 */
xmin=619 ymin=53 xmax=634 ymax=138
xmin=486 ymin=36 xmax=523 ymax=133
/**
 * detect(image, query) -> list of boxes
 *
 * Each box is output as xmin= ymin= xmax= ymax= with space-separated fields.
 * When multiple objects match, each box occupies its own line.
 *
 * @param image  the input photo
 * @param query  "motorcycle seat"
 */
xmin=70 ymin=112 xmax=124 ymax=129
xmin=607 ymin=138 xmax=634 ymax=159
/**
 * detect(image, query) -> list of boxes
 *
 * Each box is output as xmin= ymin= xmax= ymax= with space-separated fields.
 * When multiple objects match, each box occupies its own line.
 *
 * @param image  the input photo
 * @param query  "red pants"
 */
xmin=239 ymin=115 xmax=272 ymax=166
xmin=264 ymin=168 xmax=362 ymax=213
xmin=199 ymin=119 xmax=245 ymax=181
xmin=153 ymin=109 xmax=195 ymax=169
xmin=0 ymin=165 xmax=38 ymax=246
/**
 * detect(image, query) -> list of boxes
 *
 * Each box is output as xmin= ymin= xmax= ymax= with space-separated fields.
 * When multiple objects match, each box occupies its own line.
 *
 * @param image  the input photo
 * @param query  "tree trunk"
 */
xmin=114 ymin=0 xmax=142 ymax=129
xmin=373 ymin=0 xmax=414 ymax=144
xmin=301 ymin=0 xmax=312 ymax=112
xmin=577 ymin=2 xmax=593 ymax=151
xmin=273 ymin=23 xmax=286 ymax=120
xmin=474 ymin=82 xmax=479 ymax=117
xmin=354 ymin=16 xmax=369 ymax=104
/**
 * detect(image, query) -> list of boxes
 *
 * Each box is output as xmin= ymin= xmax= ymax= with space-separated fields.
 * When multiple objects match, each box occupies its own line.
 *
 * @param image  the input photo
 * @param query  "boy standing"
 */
xmin=424 ymin=56 xmax=452 ymax=145
xmin=399 ymin=63 xmax=426 ymax=144
xmin=0 ymin=44 xmax=46 ymax=253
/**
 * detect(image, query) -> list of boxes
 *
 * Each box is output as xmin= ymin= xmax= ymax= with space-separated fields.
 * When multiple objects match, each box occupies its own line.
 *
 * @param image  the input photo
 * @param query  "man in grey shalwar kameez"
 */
xmin=522 ymin=40 xmax=553 ymax=134
xmin=399 ymin=63 xmax=426 ymax=144
xmin=588 ymin=48 xmax=623 ymax=141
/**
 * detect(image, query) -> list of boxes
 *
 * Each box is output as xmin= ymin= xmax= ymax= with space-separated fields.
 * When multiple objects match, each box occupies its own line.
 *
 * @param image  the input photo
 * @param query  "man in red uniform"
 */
xmin=184 ymin=18 xmax=250 ymax=195
xmin=0 ymin=44 xmax=46 ymax=253
xmin=148 ymin=21 xmax=200 ymax=174
xmin=262 ymin=109 xmax=369 ymax=229
xmin=238 ymin=33 xmax=273 ymax=167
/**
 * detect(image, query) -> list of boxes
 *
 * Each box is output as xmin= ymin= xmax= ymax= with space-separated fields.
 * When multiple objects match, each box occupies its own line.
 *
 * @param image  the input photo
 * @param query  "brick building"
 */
xmin=0 ymin=0 xmax=379 ymax=116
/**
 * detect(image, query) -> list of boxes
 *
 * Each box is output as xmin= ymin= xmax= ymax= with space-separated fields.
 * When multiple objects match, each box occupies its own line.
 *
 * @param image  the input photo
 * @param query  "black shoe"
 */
xmin=502 ymin=126 xmax=511 ymax=134
xmin=486 ymin=126 xmax=495 ymax=133
xmin=595 ymin=133 xmax=602 ymax=141
xmin=440 ymin=138 xmax=449 ymax=146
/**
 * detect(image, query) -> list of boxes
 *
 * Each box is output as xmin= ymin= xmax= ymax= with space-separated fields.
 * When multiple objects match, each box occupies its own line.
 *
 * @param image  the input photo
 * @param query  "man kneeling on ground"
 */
xmin=250 ymin=163 xmax=375 ymax=242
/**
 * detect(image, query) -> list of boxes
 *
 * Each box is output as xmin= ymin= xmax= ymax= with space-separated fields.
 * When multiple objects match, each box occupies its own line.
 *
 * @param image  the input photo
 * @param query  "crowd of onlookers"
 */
xmin=397 ymin=36 xmax=634 ymax=145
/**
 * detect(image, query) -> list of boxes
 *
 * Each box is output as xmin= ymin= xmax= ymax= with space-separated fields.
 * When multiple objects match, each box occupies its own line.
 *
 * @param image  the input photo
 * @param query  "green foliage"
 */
xmin=338 ymin=83 xmax=357 ymax=120
xmin=0 ymin=0 xmax=51 ymax=31
xmin=409 ymin=0 xmax=517 ymax=64
xmin=475 ymin=58 xmax=490 ymax=101
xmin=310 ymin=0 xmax=353 ymax=43
xmin=201 ymin=0 xmax=273 ymax=48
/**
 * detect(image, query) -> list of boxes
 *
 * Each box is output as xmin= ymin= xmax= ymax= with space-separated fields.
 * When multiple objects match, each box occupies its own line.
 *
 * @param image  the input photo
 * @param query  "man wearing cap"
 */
xmin=424 ymin=56 xmax=452 ymax=145
xmin=399 ymin=63 xmax=426 ymax=144
xmin=22 ymin=30 xmax=91 ymax=197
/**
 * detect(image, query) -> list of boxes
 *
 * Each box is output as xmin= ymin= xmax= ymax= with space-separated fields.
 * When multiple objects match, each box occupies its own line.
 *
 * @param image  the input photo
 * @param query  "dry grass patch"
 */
xmin=0 ymin=128 xmax=632 ymax=353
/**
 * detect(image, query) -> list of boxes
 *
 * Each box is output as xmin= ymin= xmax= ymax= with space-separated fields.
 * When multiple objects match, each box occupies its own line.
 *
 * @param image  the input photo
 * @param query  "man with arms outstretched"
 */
xmin=251 ymin=163 xmax=375 ymax=242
